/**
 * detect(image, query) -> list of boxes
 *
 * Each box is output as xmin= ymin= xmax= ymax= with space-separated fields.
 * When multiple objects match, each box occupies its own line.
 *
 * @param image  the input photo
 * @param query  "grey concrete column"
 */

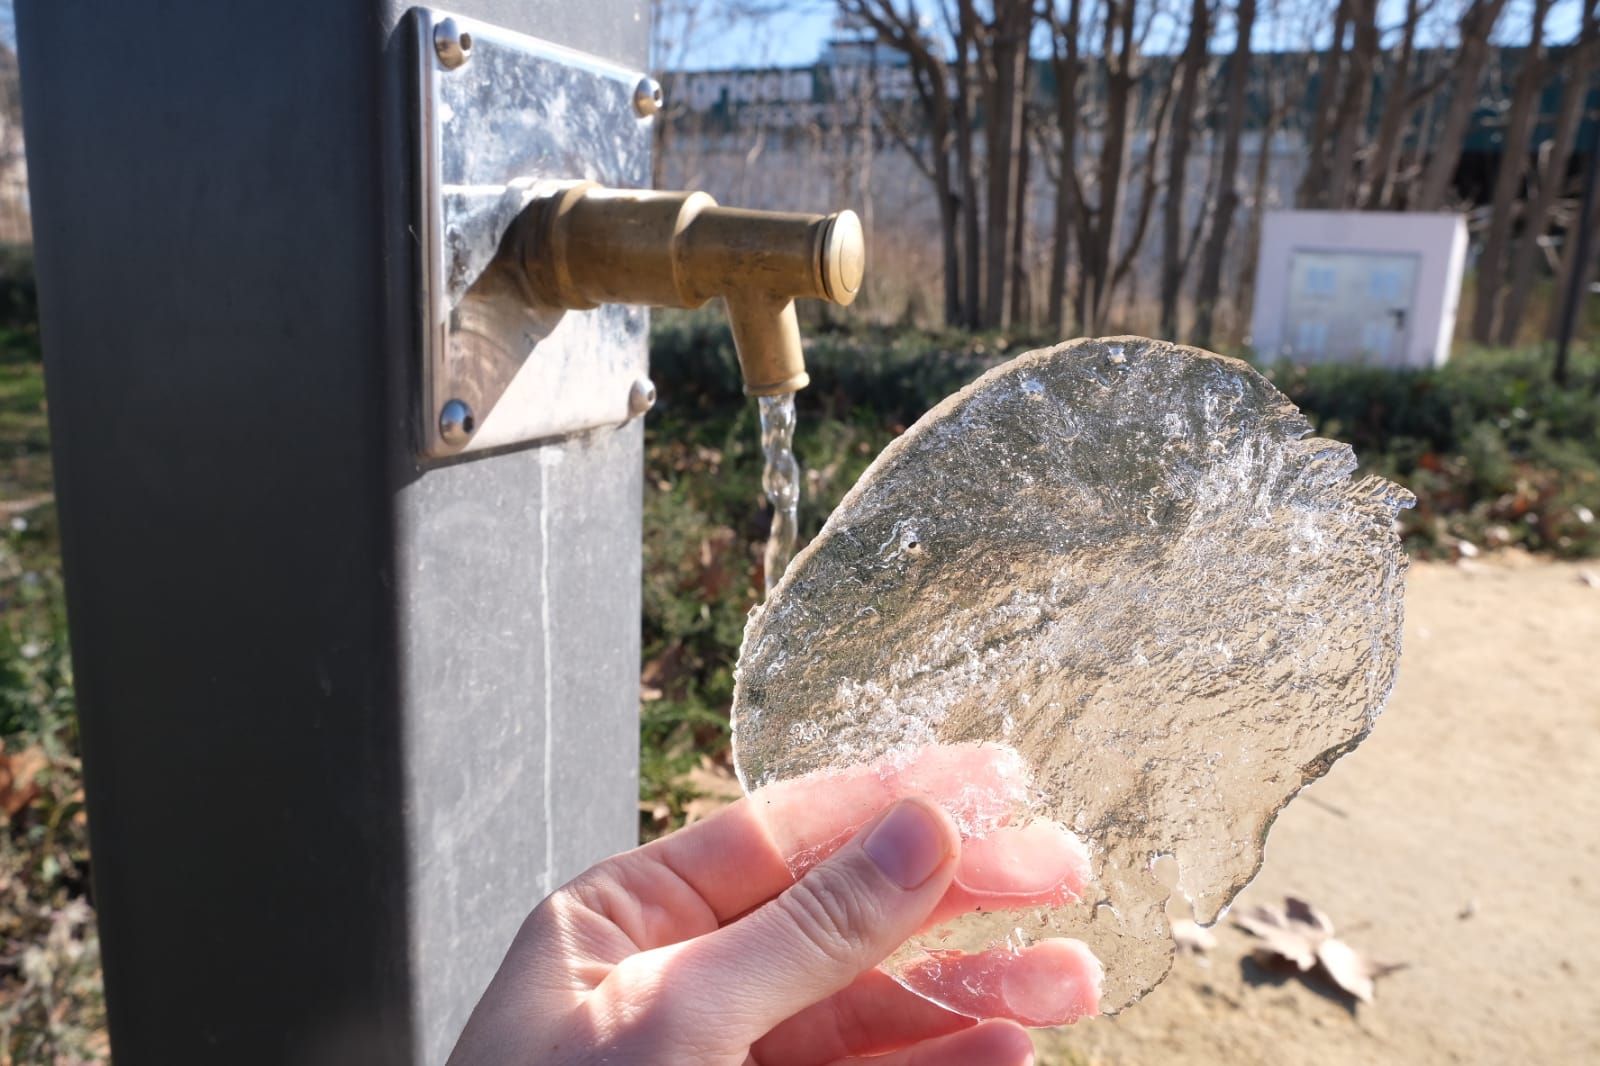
xmin=17 ymin=2 xmax=646 ymax=1062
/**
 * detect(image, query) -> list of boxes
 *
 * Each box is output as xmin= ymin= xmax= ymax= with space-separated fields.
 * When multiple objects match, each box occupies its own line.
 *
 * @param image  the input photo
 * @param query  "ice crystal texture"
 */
xmin=732 ymin=337 xmax=1412 ymax=1015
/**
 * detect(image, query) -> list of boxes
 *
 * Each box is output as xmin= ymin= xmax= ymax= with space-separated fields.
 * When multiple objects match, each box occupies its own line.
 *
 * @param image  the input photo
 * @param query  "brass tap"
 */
xmin=515 ymin=182 xmax=865 ymax=395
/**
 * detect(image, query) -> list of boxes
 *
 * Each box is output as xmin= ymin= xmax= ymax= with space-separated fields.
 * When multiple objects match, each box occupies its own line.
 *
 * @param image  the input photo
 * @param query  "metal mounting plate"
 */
xmin=413 ymin=8 xmax=652 ymax=459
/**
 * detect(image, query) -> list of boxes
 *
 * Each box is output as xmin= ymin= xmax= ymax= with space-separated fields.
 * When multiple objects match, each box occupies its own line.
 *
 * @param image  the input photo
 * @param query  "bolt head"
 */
xmin=434 ymin=18 xmax=473 ymax=70
xmin=628 ymin=377 xmax=657 ymax=417
xmin=439 ymin=399 xmax=476 ymax=445
xmin=633 ymin=77 xmax=664 ymax=118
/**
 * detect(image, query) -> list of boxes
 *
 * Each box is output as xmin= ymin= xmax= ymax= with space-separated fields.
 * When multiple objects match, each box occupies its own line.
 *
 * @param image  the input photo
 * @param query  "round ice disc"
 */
xmin=732 ymin=337 xmax=1411 ymax=1019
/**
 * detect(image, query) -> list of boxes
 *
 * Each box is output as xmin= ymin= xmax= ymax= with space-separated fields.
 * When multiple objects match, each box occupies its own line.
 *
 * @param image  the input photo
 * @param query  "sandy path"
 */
xmin=1039 ymin=557 xmax=1600 ymax=1065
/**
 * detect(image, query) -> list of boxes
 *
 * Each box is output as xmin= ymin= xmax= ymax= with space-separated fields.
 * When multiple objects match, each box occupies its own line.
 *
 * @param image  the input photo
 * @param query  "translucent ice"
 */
xmin=732 ymin=337 xmax=1411 ymax=1017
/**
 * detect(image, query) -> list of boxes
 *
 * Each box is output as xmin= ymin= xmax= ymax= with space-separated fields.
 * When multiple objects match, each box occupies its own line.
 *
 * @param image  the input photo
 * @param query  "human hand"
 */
xmin=447 ymin=744 xmax=1102 ymax=1065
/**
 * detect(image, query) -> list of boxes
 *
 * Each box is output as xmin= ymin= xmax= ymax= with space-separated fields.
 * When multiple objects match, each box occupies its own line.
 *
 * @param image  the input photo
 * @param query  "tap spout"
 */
xmin=516 ymin=182 xmax=865 ymax=396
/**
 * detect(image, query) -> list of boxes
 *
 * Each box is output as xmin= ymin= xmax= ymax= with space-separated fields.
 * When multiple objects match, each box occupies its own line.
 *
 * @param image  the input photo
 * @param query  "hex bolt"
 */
xmin=434 ymin=18 xmax=473 ymax=70
xmin=633 ymin=77 xmax=663 ymax=118
xmin=439 ymin=398 xmax=476 ymax=445
xmin=627 ymin=377 xmax=657 ymax=418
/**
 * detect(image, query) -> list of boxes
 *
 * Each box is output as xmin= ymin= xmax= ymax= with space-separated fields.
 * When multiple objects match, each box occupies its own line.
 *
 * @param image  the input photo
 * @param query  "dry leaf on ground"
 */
xmin=0 ymin=742 xmax=49 ymax=817
xmin=681 ymin=756 xmax=742 ymax=825
xmin=1235 ymin=895 xmax=1404 ymax=1004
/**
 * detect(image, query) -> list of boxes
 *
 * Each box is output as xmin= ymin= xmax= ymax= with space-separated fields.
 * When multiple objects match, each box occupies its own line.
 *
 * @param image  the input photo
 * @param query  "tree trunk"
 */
xmin=1416 ymin=0 xmax=1511 ymax=209
xmin=1079 ymin=0 xmax=1137 ymax=334
xmin=1361 ymin=0 xmax=1421 ymax=208
xmin=1161 ymin=0 xmax=1210 ymax=339
xmin=1238 ymin=87 xmax=1286 ymax=331
xmin=980 ymin=0 xmax=1032 ymax=329
xmin=1472 ymin=0 xmax=1554 ymax=343
xmin=1047 ymin=0 xmax=1083 ymax=334
xmin=1010 ymin=100 xmax=1033 ymax=326
xmin=1325 ymin=0 xmax=1379 ymax=209
xmin=1110 ymin=74 xmax=1178 ymax=295
xmin=954 ymin=0 xmax=983 ymax=329
xmin=837 ymin=0 xmax=965 ymax=326
xmin=1542 ymin=126 xmax=1600 ymax=340
xmin=1193 ymin=0 xmax=1255 ymax=347
xmin=1548 ymin=121 xmax=1600 ymax=357
xmin=1499 ymin=14 xmax=1600 ymax=345
xmin=1298 ymin=0 xmax=1350 ymax=208
xmin=928 ymin=87 xmax=960 ymax=328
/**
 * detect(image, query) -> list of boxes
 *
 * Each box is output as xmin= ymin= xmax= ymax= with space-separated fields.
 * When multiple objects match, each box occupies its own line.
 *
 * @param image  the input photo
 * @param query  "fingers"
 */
xmin=752 ymin=742 xmax=1031 ymax=876
xmin=751 ymin=969 xmax=975 ymax=1066
xmin=644 ymin=798 xmax=962 ymax=1045
xmin=929 ymin=819 xmax=1091 ymax=927
xmin=587 ymin=742 xmax=1027 ymax=944
xmin=898 ymin=939 xmax=1103 ymax=1027
xmin=828 ymin=1019 xmax=1036 ymax=1066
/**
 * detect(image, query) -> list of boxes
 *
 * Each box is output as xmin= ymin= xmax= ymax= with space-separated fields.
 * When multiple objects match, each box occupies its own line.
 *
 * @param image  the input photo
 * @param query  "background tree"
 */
xmin=1471 ymin=0 xmax=1556 ymax=343
xmin=1500 ymin=3 xmax=1600 ymax=345
xmin=1160 ymin=0 xmax=1213 ymax=338
xmin=1193 ymin=0 xmax=1257 ymax=346
xmin=1415 ymin=0 xmax=1511 ymax=209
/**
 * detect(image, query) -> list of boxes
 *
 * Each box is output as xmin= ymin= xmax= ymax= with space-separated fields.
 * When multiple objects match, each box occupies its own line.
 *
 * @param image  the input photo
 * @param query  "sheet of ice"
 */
xmin=731 ymin=337 xmax=1412 ymax=1016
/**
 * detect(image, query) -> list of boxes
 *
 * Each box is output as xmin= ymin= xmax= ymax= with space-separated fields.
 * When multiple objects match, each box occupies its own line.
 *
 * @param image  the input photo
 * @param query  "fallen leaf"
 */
xmin=1314 ymin=935 xmax=1407 ymax=1004
xmin=1235 ymin=901 xmax=1319 ymax=970
xmin=681 ymin=756 xmax=743 ymax=825
xmin=1235 ymin=895 xmax=1403 ymax=1003
xmin=1284 ymin=896 xmax=1336 ymax=938
xmin=1577 ymin=569 xmax=1600 ymax=590
xmin=0 ymin=743 xmax=49 ymax=818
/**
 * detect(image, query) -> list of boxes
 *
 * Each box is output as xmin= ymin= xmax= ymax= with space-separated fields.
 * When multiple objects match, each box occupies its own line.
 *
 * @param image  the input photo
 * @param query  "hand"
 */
xmin=447 ymin=744 xmax=1102 ymax=1066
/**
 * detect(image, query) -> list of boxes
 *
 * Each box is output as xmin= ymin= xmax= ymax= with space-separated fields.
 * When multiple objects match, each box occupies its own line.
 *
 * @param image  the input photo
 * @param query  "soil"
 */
xmin=1038 ymin=555 xmax=1600 ymax=1065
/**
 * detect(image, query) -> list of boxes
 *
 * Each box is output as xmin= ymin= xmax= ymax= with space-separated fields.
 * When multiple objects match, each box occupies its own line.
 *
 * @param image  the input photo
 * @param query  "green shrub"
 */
xmin=1268 ymin=345 xmax=1600 ymax=557
xmin=0 ymin=244 xmax=38 ymax=337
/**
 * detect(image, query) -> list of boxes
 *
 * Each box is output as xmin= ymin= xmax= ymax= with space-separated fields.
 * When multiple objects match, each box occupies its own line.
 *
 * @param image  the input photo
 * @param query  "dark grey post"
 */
xmin=17 ymin=2 xmax=646 ymax=1063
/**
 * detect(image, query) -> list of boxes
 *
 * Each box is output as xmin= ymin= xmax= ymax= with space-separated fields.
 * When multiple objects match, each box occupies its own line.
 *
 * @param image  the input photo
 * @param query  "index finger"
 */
xmin=628 ymin=742 xmax=1031 ymax=926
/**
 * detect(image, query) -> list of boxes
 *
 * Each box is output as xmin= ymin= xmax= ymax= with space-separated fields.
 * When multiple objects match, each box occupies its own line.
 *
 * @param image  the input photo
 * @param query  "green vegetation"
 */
xmin=1271 ymin=345 xmax=1600 ymax=558
xmin=0 ymin=321 xmax=106 ymax=1063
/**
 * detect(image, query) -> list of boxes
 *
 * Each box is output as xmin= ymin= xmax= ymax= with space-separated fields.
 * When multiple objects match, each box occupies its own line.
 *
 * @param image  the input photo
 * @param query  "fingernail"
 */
xmin=863 ymin=800 xmax=949 ymax=889
xmin=955 ymin=821 xmax=1091 ymax=903
xmin=1000 ymin=941 xmax=1104 ymax=1026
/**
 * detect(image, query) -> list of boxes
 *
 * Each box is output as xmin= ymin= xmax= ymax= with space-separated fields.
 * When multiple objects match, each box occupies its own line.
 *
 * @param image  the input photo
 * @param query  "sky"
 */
xmin=0 ymin=0 xmax=1576 ymax=71
xmin=663 ymin=0 xmax=1584 ymax=71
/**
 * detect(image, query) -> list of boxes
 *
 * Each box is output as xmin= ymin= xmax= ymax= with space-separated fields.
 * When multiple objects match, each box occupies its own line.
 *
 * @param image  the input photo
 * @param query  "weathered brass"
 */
xmin=516 ymin=182 xmax=865 ymax=395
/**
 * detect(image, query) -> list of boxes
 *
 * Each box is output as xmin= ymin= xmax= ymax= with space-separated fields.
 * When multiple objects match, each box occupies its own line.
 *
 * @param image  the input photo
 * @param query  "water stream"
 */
xmin=758 ymin=393 xmax=800 ymax=595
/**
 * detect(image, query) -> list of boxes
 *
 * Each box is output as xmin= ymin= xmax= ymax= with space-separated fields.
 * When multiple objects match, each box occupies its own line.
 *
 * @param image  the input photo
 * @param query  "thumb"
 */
xmin=663 ymin=797 xmax=960 ymax=1043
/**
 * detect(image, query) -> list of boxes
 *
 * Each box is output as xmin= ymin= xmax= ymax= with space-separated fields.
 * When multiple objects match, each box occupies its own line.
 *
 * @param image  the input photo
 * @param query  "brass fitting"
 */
xmin=516 ymin=182 xmax=865 ymax=395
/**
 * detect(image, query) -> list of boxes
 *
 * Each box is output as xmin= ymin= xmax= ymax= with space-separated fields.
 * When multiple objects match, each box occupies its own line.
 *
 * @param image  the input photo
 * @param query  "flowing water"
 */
xmin=758 ymin=393 xmax=800 ymax=595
